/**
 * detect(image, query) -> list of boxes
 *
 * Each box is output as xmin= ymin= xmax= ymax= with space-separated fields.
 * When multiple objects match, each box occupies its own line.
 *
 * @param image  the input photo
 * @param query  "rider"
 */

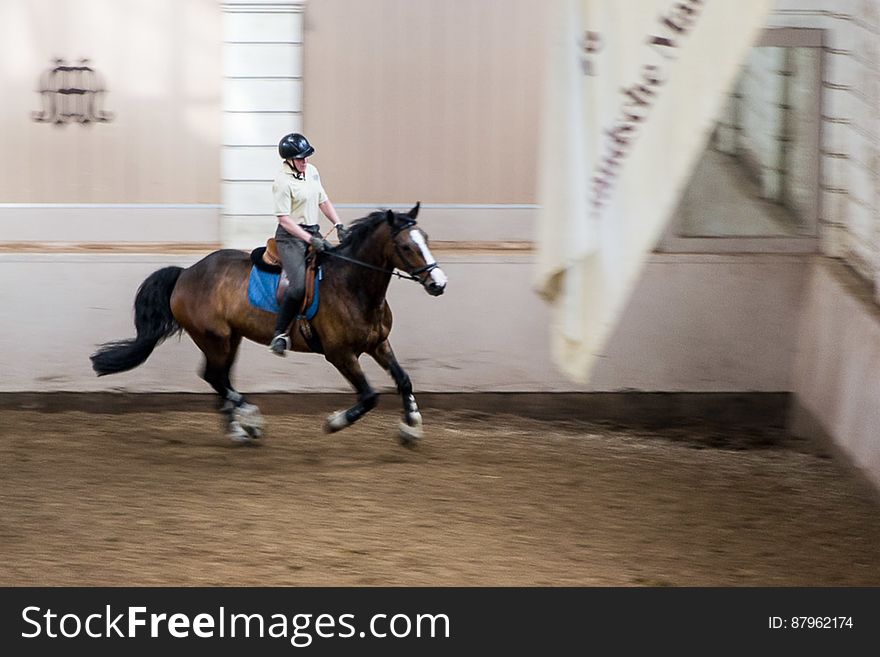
xmin=269 ymin=132 xmax=346 ymax=356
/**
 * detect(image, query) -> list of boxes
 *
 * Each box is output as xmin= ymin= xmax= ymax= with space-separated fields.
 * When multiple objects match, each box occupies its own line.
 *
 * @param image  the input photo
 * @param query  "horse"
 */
xmin=89 ymin=202 xmax=447 ymax=445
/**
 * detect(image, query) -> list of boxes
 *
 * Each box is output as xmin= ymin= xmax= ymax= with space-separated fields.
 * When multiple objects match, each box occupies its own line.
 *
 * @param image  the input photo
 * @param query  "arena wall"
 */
xmin=0 ymin=248 xmax=807 ymax=395
xmin=0 ymin=0 xmax=878 ymax=492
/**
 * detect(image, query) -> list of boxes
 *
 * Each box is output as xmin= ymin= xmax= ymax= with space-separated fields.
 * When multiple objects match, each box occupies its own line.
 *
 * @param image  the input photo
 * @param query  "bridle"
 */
xmin=322 ymin=219 xmax=438 ymax=285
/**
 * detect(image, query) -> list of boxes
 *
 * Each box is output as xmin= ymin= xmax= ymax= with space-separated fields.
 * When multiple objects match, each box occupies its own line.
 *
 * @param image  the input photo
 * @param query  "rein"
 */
xmin=321 ymin=219 xmax=437 ymax=284
xmin=322 ymin=250 xmax=434 ymax=282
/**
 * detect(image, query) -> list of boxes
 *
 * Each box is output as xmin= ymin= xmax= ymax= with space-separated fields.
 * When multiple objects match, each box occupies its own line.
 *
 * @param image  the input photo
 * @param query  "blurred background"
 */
xmin=0 ymin=0 xmax=878 ymax=494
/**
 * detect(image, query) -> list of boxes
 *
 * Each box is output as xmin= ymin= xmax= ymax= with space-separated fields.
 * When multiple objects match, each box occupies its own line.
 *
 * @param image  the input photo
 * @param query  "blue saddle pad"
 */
xmin=246 ymin=266 xmax=322 ymax=319
xmin=247 ymin=267 xmax=281 ymax=313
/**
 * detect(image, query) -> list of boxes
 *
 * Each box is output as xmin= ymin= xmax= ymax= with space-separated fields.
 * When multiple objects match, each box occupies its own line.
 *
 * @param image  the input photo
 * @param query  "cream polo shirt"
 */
xmin=272 ymin=162 xmax=328 ymax=226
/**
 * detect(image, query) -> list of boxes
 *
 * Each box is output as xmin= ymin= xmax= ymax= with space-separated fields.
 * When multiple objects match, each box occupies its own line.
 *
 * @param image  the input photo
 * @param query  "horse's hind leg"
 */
xmin=369 ymin=340 xmax=422 ymax=445
xmin=323 ymin=352 xmax=378 ymax=434
xmin=193 ymin=330 xmax=264 ymax=443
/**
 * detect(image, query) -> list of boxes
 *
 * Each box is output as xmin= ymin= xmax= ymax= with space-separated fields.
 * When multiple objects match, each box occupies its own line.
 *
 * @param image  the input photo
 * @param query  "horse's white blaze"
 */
xmin=411 ymin=229 xmax=447 ymax=287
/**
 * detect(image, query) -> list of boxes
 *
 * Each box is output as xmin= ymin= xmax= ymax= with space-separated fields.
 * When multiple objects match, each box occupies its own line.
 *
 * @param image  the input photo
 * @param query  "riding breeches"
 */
xmin=273 ymin=224 xmax=317 ymax=333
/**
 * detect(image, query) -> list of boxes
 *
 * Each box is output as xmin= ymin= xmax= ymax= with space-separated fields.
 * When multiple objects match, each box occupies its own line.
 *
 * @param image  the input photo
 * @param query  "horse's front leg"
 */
xmin=369 ymin=340 xmax=422 ymax=445
xmin=323 ymin=352 xmax=378 ymax=433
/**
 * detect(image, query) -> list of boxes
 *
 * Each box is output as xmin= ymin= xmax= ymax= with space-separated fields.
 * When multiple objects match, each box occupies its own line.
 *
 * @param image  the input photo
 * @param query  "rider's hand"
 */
xmin=335 ymin=223 xmax=348 ymax=242
xmin=310 ymin=236 xmax=332 ymax=252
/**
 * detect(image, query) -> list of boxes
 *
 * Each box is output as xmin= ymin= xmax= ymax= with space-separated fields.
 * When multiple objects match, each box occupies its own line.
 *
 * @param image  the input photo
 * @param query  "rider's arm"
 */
xmin=319 ymin=198 xmax=343 ymax=230
xmin=277 ymin=215 xmax=314 ymax=243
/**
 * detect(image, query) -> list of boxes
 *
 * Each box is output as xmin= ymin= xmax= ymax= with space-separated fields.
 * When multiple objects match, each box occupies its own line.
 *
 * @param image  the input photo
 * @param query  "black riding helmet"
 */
xmin=278 ymin=133 xmax=315 ymax=160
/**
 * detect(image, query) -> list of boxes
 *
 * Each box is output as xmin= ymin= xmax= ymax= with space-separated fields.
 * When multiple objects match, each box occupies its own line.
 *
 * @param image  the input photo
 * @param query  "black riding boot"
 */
xmin=270 ymin=294 xmax=301 ymax=356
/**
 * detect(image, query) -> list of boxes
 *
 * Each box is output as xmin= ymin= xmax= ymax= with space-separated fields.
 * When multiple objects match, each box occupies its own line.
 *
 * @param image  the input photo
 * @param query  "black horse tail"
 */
xmin=90 ymin=266 xmax=184 ymax=376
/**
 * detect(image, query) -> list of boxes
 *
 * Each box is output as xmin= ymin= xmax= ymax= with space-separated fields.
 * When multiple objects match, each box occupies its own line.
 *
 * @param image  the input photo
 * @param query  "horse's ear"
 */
xmin=408 ymin=201 xmax=420 ymax=219
xmin=385 ymin=209 xmax=395 ymax=225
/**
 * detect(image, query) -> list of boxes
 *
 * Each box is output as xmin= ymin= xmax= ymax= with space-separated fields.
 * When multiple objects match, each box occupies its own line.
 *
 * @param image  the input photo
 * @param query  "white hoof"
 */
xmin=236 ymin=403 xmax=263 ymax=425
xmin=324 ymin=410 xmax=349 ymax=433
xmin=399 ymin=420 xmax=423 ymax=445
xmin=227 ymin=420 xmax=252 ymax=444
xmin=235 ymin=403 xmax=264 ymax=439
xmin=243 ymin=424 xmax=263 ymax=440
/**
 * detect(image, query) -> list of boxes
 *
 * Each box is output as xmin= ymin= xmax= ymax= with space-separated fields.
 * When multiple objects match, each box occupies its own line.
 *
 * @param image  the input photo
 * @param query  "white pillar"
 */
xmin=221 ymin=1 xmax=307 ymax=249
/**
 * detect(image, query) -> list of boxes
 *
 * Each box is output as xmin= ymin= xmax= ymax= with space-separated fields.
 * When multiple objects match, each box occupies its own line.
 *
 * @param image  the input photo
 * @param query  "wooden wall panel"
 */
xmin=0 ymin=0 xmax=221 ymax=204
xmin=303 ymin=0 xmax=545 ymax=204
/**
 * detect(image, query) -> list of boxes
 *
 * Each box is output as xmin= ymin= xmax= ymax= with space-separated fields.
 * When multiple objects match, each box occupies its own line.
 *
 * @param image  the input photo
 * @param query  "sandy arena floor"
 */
xmin=1 ymin=400 xmax=879 ymax=586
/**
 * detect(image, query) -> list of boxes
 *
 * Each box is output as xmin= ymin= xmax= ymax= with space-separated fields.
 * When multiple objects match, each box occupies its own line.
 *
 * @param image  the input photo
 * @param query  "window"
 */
xmin=659 ymin=28 xmax=823 ymax=253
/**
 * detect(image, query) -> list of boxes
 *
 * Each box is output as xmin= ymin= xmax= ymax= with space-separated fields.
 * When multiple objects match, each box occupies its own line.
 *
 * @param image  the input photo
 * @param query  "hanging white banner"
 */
xmin=535 ymin=0 xmax=772 ymax=382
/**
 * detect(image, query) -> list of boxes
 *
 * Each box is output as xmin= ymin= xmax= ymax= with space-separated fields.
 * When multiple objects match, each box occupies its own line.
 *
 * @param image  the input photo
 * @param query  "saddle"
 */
xmin=250 ymin=237 xmax=318 ymax=315
xmin=263 ymin=237 xmax=282 ymax=268
xmin=248 ymin=238 xmax=324 ymax=353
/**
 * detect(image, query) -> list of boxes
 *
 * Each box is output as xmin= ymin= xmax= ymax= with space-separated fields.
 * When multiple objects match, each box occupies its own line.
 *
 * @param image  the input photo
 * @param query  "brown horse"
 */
xmin=90 ymin=203 xmax=446 ymax=445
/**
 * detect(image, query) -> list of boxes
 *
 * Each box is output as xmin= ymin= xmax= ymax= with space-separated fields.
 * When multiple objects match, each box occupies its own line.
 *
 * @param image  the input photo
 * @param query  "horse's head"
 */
xmin=384 ymin=202 xmax=447 ymax=296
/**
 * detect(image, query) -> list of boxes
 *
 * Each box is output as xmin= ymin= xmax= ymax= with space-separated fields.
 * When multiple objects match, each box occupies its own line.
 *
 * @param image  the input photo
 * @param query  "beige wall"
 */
xmin=302 ymin=0 xmax=545 ymax=204
xmin=791 ymin=259 xmax=880 ymax=492
xmin=0 ymin=251 xmax=807 ymax=394
xmin=0 ymin=0 xmax=221 ymax=204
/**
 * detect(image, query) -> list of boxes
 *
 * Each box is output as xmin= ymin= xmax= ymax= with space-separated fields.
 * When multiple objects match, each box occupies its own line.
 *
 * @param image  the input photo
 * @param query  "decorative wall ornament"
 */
xmin=32 ymin=58 xmax=114 ymax=125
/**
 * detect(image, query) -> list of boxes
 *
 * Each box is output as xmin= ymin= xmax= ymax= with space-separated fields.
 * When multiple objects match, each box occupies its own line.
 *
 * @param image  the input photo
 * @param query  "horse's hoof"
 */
xmin=236 ymin=403 xmax=264 ymax=424
xmin=324 ymin=410 xmax=349 ymax=433
xmin=227 ymin=421 xmax=253 ymax=444
xmin=398 ymin=420 xmax=422 ymax=446
xmin=236 ymin=404 xmax=264 ymax=439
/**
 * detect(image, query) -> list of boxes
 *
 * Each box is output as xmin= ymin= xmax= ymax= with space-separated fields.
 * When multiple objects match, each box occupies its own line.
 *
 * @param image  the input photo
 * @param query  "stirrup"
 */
xmin=269 ymin=333 xmax=290 ymax=356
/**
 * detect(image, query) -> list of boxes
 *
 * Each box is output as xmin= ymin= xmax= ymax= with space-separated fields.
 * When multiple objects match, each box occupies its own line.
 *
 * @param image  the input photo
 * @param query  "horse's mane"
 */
xmin=336 ymin=209 xmax=397 ymax=254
